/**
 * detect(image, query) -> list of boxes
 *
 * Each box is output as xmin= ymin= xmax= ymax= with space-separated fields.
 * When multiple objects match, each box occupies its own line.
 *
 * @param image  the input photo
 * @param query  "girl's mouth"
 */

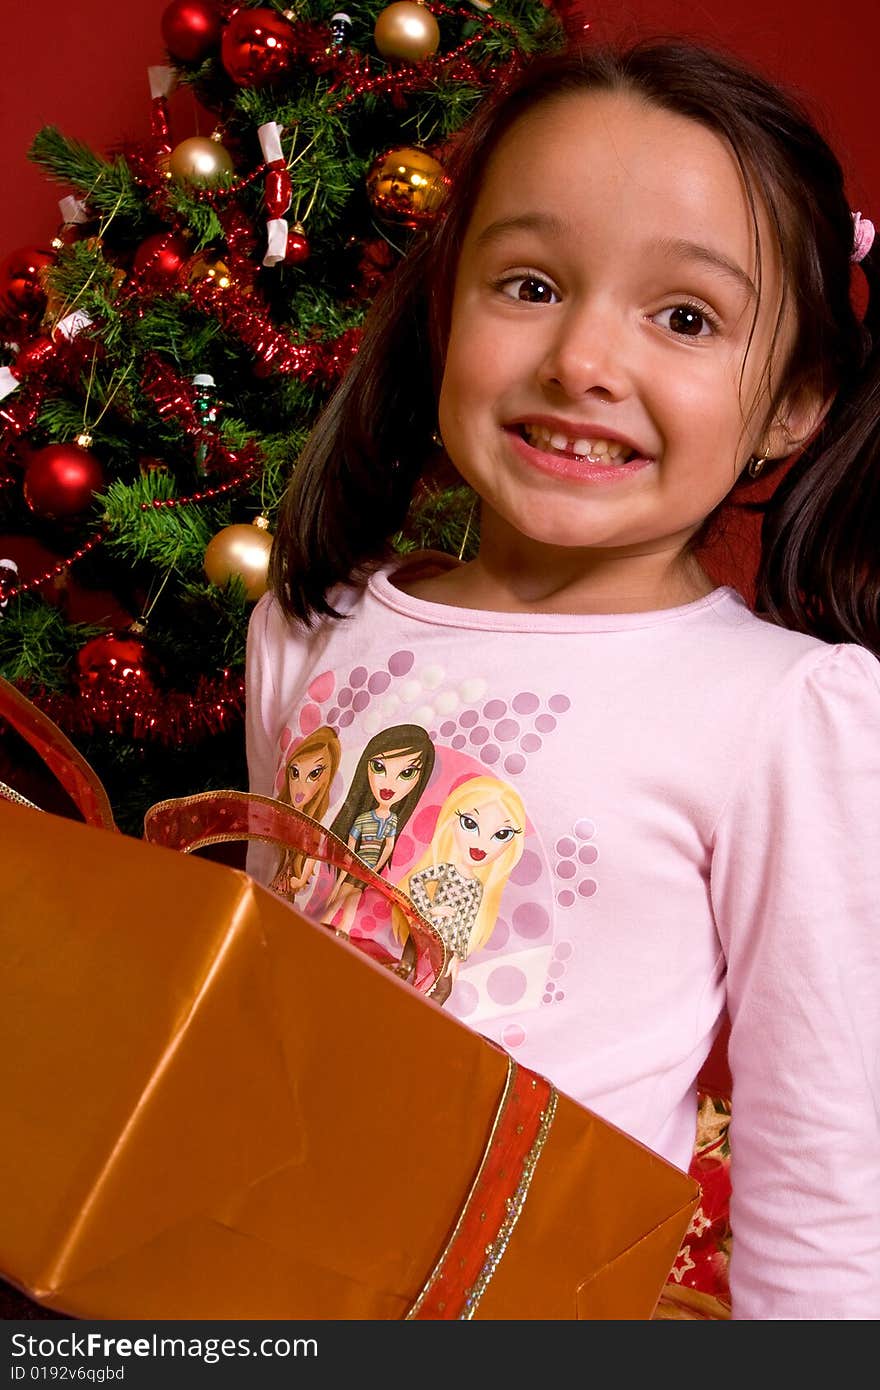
xmin=294 ymin=792 xmax=305 ymax=805
xmin=469 ymin=847 xmax=487 ymax=861
xmin=520 ymin=423 xmax=636 ymax=464
xmin=379 ymin=788 xmax=395 ymax=801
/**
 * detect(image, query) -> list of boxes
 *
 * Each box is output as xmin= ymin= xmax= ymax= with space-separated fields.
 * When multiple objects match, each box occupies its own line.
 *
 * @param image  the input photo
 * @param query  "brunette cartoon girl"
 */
xmin=269 ymin=725 xmax=341 ymax=901
xmin=320 ymin=724 xmax=435 ymax=934
xmin=394 ymin=775 xmax=526 ymax=1004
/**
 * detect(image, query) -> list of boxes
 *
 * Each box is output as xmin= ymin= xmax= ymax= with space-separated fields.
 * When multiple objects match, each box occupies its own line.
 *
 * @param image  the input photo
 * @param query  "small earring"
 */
xmin=431 ymin=428 xmax=444 ymax=450
xmin=747 ymin=453 xmax=768 ymax=478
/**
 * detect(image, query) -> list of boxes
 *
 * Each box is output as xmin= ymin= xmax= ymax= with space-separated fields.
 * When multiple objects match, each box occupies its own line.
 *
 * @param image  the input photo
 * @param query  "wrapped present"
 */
xmin=0 ymin=676 xmax=699 ymax=1319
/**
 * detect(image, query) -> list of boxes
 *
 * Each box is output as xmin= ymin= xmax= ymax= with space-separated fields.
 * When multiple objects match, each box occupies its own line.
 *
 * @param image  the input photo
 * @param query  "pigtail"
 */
xmin=755 ymin=244 xmax=880 ymax=656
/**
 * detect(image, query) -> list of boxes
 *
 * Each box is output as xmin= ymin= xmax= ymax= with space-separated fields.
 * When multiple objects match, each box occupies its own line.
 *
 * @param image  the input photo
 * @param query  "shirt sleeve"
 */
xmin=710 ymin=643 xmax=880 ymax=1319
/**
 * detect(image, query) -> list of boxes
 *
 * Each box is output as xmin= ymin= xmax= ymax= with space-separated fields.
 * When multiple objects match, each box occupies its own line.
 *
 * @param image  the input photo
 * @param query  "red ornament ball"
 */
xmin=75 ymin=632 xmax=158 ymax=695
xmin=220 ymin=7 xmax=295 ymax=87
xmin=23 ymin=443 xmax=105 ymax=521
xmin=14 ymin=336 xmax=57 ymax=378
xmin=132 ymin=231 xmax=190 ymax=287
xmin=161 ymin=0 xmax=222 ymax=62
xmin=0 ymin=246 xmax=55 ymax=322
xmin=284 ymin=226 xmax=310 ymax=265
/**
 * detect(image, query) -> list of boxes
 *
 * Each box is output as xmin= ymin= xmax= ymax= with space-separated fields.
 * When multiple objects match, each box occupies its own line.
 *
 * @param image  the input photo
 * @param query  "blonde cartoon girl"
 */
xmin=320 ymin=724 xmax=436 ymax=935
xmin=393 ymin=776 xmax=526 ymax=1004
xmin=269 ymin=725 xmax=340 ymax=901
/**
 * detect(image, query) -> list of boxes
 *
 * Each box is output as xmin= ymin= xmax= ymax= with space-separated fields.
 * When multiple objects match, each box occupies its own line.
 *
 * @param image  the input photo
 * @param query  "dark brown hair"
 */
xmin=270 ymin=38 xmax=879 ymax=652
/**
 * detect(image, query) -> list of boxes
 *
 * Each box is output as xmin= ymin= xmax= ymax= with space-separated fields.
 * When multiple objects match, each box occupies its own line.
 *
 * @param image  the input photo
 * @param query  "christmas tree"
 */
xmin=0 ymin=0 xmax=564 ymax=831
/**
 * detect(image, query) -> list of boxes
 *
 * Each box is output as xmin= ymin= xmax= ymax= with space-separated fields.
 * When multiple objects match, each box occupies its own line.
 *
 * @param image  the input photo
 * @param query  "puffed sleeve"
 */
xmin=710 ymin=643 xmax=880 ymax=1319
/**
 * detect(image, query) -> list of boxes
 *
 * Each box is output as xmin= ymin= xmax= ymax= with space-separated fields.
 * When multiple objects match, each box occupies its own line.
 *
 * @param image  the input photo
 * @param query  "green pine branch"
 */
xmin=28 ymin=127 xmax=144 ymax=225
xmin=0 ymin=598 xmax=96 ymax=690
xmin=101 ymin=474 xmax=215 ymax=570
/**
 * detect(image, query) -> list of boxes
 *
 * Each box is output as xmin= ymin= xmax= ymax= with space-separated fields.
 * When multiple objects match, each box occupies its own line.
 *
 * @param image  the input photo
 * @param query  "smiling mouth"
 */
xmin=520 ymin=424 xmax=637 ymax=465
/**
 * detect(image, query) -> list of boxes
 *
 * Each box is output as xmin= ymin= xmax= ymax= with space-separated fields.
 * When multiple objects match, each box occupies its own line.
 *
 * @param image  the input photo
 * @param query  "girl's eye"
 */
xmin=369 ymin=758 xmax=386 ymax=774
xmin=399 ymin=765 xmax=420 ymax=782
xmin=653 ymin=303 xmax=716 ymax=337
xmin=289 ymin=766 xmax=300 ymax=780
xmin=457 ymin=813 xmax=479 ymax=834
xmin=499 ymin=274 xmax=559 ymax=305
xmin=307 ymin=764 xmax=325 ymax=782
xmin=492 ymin=826 xmax=518 ymax=844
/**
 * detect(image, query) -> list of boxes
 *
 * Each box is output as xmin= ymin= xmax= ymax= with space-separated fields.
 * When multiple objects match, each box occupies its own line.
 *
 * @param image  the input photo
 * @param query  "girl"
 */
xmin=317 ymin=724 xmax=435 ymax=934
xmin=268 ymin=725 xmax=340 ymax=901
xmin=246 ymin=39 xmax=880 ymax=1318
xmin=393 ymin=775 xmax=526 ymax=1003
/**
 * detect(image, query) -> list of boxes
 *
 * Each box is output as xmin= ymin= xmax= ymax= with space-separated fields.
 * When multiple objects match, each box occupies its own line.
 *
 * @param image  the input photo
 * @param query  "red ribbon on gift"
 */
xmin=406 ymin=1057 xmax=557 ymax=1319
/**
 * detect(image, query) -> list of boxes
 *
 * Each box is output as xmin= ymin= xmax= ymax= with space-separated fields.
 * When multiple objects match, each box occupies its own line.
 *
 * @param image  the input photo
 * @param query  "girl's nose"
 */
xmin=537 ymin=301 xmax=631 ymax=401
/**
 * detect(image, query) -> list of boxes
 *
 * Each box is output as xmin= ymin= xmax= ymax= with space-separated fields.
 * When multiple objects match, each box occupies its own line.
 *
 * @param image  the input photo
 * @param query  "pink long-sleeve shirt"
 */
xmin=245 ymin=551 xmax=880 ymax=1318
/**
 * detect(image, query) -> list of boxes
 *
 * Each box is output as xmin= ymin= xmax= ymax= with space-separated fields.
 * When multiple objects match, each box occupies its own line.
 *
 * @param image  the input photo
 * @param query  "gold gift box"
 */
xmin=0 ymin=799 xmax=699 ymax=1319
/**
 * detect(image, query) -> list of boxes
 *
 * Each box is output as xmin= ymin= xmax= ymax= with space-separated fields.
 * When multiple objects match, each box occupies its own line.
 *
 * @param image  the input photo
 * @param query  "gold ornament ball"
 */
xmin=168 ymin=136 xmax=234 ymax=187
xmin=374 ymin=2 xmax=440 ymax=62
xmin=204 ymin=519 xmax=274 ymax=600
xmin=186 ymin=249 xmax=235 ymax=290
xmin=366 ymin=145 xmax=448 ymax=227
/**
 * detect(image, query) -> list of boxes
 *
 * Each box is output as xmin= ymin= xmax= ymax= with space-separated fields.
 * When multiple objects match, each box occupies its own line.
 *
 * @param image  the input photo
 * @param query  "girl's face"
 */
xmin=452 ymin=798 xmax=521 ymax=870
xmin=286 ymin=746 xmax=332 ymax=809
xmin=367 ymin=747 xmax=424 ymax=809
xmin=438 ymin=90 xmax=815 ymax=589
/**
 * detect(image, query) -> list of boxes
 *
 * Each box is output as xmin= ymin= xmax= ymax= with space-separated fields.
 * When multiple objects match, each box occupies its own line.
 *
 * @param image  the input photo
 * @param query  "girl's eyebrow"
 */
xmin=383 ymin=749 xmax=423 ymax=766
xmin=473 ymin=211 xmax=569 ymax=248
xmin=651 ymin=236 xmax=757 ymax=300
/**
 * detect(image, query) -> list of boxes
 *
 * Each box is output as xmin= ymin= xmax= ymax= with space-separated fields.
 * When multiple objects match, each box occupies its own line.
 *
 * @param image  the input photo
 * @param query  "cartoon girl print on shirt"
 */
xmin=320 ymin=724 xmax=436 ymax=936
xmin=394 ymin=775 xmax=526 ymax=1005
xmin=269 ymin=725 xmax=341 ymax=902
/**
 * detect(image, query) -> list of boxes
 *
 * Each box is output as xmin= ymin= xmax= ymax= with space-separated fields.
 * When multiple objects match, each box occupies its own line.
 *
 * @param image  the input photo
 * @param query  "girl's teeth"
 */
xmin=524 ymin=425 xmax=631 ymax=462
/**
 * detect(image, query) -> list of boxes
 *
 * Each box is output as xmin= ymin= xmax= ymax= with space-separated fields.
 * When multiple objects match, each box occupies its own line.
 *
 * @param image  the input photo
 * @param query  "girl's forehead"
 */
xmin=291 ymin=743 xmax=326 ymax=762
xmin=469 ymin=88 xmax=768 ymax=265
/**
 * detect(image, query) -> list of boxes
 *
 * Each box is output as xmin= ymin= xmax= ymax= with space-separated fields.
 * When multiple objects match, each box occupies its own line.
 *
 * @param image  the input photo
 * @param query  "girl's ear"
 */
xmin=765 ymin=384 xmax=833 ymax=460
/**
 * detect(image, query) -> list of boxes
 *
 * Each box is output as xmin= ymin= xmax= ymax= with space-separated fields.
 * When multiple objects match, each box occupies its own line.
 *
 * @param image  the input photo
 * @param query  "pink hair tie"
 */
xmin=852 ymin=211 xmax=875 ymax=263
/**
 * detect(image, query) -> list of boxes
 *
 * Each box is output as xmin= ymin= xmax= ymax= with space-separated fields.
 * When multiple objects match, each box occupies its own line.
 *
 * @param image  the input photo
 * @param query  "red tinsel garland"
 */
xmin=187 ymin=279 xmax=362 ymax=382
xmin=25 ymin=669 xmax=245 ymax=745
xmin=0 ymin=331 xmax=98 ymax=458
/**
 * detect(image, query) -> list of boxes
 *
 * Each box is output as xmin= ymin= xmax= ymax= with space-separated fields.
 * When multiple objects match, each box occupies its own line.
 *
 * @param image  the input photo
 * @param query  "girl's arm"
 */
xmin=374 ymin=835 xmax=396 ymax=875
xmin=711 ymin=643 xmax=880 ymax=1320
xmin=324 ymin=835 xmax=359 ymax=906
xmin=407 ymin=864 xmax=441 ymax=918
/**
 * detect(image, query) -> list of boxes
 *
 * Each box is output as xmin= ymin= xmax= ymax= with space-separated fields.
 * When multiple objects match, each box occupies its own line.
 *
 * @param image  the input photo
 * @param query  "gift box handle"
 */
xmin=0 ymin=673 xmax=117 ymax=831
xmin=143 ymin=788 xmax=451 ymax=995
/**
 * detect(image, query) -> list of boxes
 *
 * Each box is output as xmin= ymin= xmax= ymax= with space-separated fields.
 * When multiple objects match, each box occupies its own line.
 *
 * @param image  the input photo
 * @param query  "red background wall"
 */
xmin=0 ymin=0 xmax=875 ymax=597
xmin=1 ymin=1 xmax=875 ymax=251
